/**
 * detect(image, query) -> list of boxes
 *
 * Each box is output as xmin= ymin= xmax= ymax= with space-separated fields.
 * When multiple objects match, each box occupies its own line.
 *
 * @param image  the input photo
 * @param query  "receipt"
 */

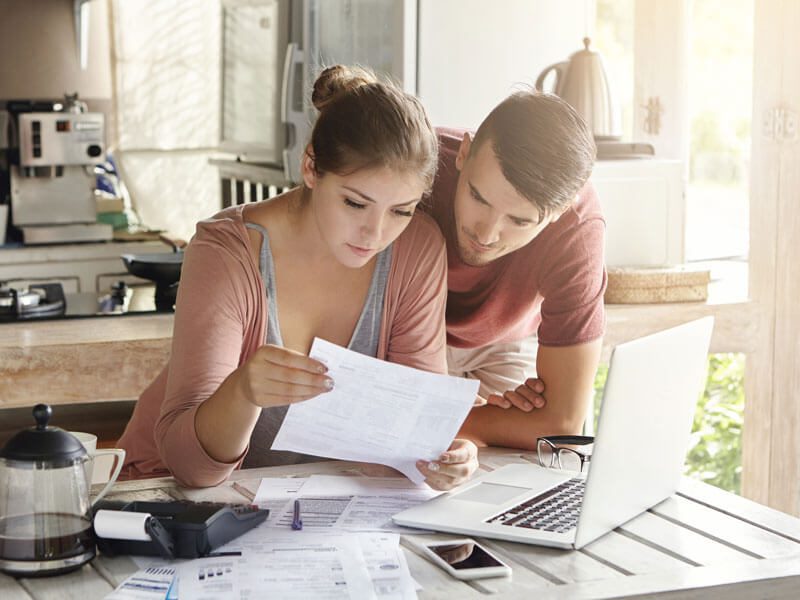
xmin=272 ymin=338 xmax=479 ymax=483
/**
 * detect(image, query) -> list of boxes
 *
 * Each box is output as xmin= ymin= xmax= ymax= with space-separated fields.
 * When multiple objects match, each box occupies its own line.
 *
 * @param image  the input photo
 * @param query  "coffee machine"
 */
xmin=2 ymin=97 xmax=112 ymax=245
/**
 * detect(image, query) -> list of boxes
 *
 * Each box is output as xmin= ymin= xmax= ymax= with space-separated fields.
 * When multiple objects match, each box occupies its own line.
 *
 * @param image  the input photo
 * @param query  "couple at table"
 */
xmin=117 ymin=65 xmax=606 ymax=491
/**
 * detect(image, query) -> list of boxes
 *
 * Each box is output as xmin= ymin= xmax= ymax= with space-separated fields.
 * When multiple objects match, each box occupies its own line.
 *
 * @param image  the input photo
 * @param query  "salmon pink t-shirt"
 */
xmin=425 ymin=128 xmax=607 ymax=349
xmin=116 ymin=205 xmax=448 ymax=487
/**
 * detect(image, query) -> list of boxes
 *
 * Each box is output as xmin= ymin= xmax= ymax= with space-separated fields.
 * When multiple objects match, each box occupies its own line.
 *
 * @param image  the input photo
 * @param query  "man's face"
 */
xmin=452 ymin=136 xmax=559 ymax=267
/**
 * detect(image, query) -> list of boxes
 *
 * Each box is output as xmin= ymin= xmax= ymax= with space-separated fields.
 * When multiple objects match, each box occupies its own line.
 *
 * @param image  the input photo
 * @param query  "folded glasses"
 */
xmin=536 ymin=435 xmax=594 ymax=472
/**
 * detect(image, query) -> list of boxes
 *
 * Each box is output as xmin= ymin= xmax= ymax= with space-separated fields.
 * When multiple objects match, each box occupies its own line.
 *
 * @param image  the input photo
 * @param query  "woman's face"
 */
xmin=303 ymin=158 xmax=426 ymax=269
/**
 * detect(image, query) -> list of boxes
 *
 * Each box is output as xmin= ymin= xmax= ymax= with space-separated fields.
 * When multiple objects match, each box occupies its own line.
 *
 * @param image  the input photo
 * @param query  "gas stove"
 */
xmin=0 ymin=282 xmax=66 ymax=320
xmin=0 ymin=281 xmax=168 ymax=322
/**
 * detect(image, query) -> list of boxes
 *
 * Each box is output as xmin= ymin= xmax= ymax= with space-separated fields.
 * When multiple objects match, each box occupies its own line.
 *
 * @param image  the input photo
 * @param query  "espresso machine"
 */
xmin=3 ymin=98 xmax=112 ymax=245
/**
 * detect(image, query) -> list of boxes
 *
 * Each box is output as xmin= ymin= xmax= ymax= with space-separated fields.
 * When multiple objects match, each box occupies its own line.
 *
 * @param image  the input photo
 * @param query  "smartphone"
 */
xmin=417 ymin=539 xmax=511 ymax=580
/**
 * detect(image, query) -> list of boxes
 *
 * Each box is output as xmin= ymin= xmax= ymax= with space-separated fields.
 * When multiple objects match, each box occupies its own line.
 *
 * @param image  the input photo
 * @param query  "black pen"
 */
xmin=291 ymin=499 xmax=303 ymax=530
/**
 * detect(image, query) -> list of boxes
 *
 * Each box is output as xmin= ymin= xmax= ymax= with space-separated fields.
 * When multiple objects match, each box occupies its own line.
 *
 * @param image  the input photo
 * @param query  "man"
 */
xmin=424 ymin=91 xmax=606 ymax=450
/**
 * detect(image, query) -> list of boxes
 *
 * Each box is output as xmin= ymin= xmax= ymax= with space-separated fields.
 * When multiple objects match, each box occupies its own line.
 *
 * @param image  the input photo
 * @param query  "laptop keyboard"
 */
xmin=485 ymin=477 xmax=585 ymax=534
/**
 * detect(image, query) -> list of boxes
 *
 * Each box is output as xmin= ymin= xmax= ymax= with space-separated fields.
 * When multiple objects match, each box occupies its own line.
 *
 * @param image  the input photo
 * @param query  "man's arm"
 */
xmin=459 ymin=339 xmax=602 ymax=450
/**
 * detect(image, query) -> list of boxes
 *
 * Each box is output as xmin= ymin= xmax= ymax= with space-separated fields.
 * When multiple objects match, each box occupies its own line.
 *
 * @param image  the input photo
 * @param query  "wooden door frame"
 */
xmin=743 ymin=0 xmax=800 ymax=514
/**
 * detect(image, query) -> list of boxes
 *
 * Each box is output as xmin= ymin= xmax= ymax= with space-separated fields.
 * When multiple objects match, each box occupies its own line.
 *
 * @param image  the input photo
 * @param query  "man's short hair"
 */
xmin=471 ymin=91 xmax=596 ymax=222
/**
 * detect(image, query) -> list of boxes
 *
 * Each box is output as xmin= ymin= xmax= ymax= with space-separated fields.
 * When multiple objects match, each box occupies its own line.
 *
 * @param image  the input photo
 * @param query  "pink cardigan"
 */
xmin=117 ymin=204 xmax=448 ymax=487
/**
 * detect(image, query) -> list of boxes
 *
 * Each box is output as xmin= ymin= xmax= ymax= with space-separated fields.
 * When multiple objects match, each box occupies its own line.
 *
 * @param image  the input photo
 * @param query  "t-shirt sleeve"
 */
xmin=384 ymin=216 xmax=449 ymax=374
xmin=537 ymin=217 xmax=607 ymax=347
xmin=153 ymin=236 xmax=252 ymax=487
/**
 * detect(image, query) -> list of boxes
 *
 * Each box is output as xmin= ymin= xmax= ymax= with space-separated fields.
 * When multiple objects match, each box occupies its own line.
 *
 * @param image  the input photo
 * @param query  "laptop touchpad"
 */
xmin=453 ymin=482 xmax=529 ymax=504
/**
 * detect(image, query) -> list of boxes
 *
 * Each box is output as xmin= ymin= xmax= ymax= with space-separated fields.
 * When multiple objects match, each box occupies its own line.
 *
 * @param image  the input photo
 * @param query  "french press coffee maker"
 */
xmin=0 ymin=404 xmax=100 ymax=576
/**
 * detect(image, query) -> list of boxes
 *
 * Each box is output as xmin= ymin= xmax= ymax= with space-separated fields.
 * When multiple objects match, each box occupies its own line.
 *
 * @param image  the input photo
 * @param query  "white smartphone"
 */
xmin=416 ymin=538 xmax=511 ymax=580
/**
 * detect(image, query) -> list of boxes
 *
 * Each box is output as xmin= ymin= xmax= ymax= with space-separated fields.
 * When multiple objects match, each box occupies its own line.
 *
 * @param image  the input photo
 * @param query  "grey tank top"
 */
xmin=242 ymin=222 xmax=392 ymax=468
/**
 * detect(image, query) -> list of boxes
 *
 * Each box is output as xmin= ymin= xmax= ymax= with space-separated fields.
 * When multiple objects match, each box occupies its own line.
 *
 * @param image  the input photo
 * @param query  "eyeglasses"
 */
xmin=536 ymin=435 xmax=594 ymax=473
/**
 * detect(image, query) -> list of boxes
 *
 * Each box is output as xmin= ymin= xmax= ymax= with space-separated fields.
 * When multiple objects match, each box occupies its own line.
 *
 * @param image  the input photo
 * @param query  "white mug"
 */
xmin=69 ymin=431 xmax=126 ymax=504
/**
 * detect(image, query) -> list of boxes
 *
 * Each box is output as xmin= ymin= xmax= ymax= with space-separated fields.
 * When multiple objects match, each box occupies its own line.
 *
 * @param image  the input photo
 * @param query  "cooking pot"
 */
xmin=535 ymin=38 xmax=621 ymax=141
xmin=121 ymin=234 xmax=185 ymax=311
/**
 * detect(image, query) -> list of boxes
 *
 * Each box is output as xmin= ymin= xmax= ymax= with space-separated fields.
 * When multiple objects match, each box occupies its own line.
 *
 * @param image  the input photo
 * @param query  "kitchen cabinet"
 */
xmin=0 ymin=240 xmax=168 ymax=292
xmin=591 ymin=159 xmax=685 ymax=267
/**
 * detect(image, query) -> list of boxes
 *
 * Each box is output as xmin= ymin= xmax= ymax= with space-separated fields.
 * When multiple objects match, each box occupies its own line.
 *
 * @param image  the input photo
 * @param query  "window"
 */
xmin=686 ymin=0 xmax=753 ymax=261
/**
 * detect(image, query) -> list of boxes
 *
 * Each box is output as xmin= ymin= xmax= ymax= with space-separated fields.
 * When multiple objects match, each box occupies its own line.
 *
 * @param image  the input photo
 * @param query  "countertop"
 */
xmin=0 ymin=313 xmax=173 ymax=409
xmin=0 ymin=258 xmax=754 ymax=409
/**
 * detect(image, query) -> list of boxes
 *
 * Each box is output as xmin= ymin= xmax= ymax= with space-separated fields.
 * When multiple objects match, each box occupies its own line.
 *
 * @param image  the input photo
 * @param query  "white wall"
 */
xmin=111 ymin=0 xmax=221 ymax=241
xmin=418 ymin=0 xmax=593 ymax=129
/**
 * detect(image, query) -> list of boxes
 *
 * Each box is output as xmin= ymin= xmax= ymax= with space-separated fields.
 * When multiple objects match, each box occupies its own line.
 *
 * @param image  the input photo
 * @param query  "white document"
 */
xmin=253 ymin=477 xmax=308 ymax=527
xmin=224 ymin=532 xmax=376 ymax=599
xmin=177 ymin=557 xmax=240 ymax=600
xmin=359 ymin=533 xmax=418 ymax=600
xmin=253 ymin=475 xmax=438 ymax=532
xmin=104 ymin=565 xmax=176 ymax=600
xmin=255 ymin=477 xmax=306 ymax=498
xmin=219 ymin=528 xmax=414 ymax=599
xmin=272 ymin=338 xmax=479 ymax=483
xmin=298 ymin=475 xmax=437 ymax=498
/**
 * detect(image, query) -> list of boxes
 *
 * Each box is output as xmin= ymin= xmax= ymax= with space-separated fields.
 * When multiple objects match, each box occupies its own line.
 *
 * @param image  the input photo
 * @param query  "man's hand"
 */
xmin=460 ymin=339 xmax=602 ymax=450
xmin=486 ymin=377 xmax=546 ymax=411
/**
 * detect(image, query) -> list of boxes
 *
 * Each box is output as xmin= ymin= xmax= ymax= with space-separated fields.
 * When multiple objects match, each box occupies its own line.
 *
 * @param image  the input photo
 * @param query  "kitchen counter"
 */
xmin=0 ymin=313 xmax=172 ymax=409
xmin=0 ymin=286 xmax=754 ymax=411
xmin=0 ymin=257 xmax=753 ymax=412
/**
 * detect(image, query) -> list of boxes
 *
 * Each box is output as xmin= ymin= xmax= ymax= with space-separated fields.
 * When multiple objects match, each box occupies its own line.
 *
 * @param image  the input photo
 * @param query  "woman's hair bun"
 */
xmin=311 ymin=65 xmax=378 ymax=112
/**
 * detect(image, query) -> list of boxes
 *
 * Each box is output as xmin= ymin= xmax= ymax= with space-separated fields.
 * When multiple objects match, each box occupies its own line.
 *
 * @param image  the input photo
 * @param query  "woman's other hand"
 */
xmin=235 ymin=344 xmax=333 ymax=408
xmin=416 ymin=438 xmax=479 ymax=491
xmin=486 ymin=377 xmax=546 ymax=411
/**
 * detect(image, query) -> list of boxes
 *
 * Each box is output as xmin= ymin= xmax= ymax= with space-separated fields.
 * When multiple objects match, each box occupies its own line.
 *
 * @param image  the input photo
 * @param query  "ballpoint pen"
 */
xmin=291 ymin=499 xmax=303 ymax=530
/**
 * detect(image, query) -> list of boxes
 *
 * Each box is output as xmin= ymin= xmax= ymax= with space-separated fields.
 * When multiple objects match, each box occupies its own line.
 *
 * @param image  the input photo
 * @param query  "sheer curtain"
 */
xmin=110 ymin=0 xmax=222 ymax=240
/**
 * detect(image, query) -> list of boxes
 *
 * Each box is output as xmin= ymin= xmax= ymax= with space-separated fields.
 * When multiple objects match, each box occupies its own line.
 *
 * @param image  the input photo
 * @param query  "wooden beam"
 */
xmin=745 ymin=0 xmax=800 ymax=514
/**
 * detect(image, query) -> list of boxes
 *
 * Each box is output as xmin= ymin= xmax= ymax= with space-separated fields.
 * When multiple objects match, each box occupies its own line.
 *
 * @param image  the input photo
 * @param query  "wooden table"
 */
xmin=3 ymin=448 xmax=800 ymax=599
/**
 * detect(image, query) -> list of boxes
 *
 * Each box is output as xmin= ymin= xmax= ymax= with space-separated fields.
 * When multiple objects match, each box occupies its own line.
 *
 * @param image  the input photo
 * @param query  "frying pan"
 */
xmin=121 ymin=234 xmax=186 ymax=284
xmin=121 ymin=235 xmax=186 ymax=310
xmin=120 ymin=251 xmax=183 ymax=285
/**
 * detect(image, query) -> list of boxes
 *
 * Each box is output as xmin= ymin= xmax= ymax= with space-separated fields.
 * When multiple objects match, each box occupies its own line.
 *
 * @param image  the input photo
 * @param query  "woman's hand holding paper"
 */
xmin=236 ymin=344 xmax=333 ymax=408
xmin=417 ymin=438 xmax=479 ymax=491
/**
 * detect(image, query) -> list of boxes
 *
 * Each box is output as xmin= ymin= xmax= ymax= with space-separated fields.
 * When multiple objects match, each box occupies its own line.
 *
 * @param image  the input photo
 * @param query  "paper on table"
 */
xmin=104 ymin=565 xmax=176 ymax=600
xmin=177 ymin=557 xmax=240 ymax=600
xmin=252 ymin=475 xmax=438 ymax=532
xmin=272 ymin=338 xmax=479 ymax=483
xmin=298 ymin=475 xmax=438 ymax=498
xmin=253 ymin=477 xmax=308 ymax=526
xmin=358 ymin=533 xmax=418 ymax=599
xmin=227 ymin=532 xmax=377 ymax=599
xmin=219 ymin=528 xmax=415 ymax=599
xmin=255 ymin=477 xmax=306 ymax=498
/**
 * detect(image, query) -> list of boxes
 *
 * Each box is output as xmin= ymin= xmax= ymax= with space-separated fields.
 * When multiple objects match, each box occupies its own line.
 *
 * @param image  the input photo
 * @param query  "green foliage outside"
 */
xmin=592 ymin=353 xmax=744 ymax=494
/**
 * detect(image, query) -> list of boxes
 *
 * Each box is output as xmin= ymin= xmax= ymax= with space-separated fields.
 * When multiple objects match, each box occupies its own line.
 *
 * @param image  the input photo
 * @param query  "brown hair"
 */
xmin=471 ymin=90 xmax=596 ymax=222
xmin=308 ymin=65 xmax=438 ymax=190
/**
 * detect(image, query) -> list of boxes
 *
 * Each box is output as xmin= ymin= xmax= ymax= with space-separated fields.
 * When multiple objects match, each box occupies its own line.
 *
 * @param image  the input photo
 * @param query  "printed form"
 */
xmin=253 ymin=475 xmax=439 ymax=532
xmin=272 ymin=338 xmax=479 ymax=483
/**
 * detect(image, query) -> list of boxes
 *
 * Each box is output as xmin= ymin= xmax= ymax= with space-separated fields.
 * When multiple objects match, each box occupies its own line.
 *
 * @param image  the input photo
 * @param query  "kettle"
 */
xmin=0 ymin=404 xmax=114 ymax=576
xmin=535 ymin=38 xmax=621 ymax=141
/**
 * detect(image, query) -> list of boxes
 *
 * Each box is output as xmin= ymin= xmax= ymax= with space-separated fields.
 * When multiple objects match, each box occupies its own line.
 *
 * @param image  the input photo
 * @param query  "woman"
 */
xmin=117 ymin=66 xmax=478 ymax=491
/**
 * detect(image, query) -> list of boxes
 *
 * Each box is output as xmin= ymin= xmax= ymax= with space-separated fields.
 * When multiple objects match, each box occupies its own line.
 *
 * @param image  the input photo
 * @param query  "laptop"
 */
xmin=393 ymin=317 xmax=714 ymax=549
